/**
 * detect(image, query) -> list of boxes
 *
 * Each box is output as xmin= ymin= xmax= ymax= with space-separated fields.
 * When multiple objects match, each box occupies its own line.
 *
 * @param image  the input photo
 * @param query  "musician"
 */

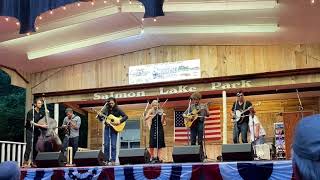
xmin=23 ymin=98 xmax=47 ymax=167
xmin=248 ymin=108 xmax=266 ymax=145
xmin=97 ymin=97 xmax=128 ymax=166
xmin=183 ymin=92 xmax=209 ymax=146
xmin=145 ymin=100 xmax=166 ymax=163
xmin=231 ymin=91 xmax=252 ymax=144
xmin=61 ymin=108 xmax=81 ymax=159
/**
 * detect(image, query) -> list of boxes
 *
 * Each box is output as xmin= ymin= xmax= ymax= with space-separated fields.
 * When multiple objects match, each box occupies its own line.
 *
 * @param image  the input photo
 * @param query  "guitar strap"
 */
xmin=233 ymin=100 xmax=237 ymax=113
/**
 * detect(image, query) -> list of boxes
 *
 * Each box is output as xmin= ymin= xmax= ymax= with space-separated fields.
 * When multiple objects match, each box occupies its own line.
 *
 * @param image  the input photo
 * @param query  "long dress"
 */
xmin=149 ymin=113 xmax=166 ymax=148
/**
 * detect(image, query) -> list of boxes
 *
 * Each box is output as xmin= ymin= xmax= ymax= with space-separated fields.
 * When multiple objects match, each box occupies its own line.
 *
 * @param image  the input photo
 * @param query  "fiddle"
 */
xmin=154 ymin=109 xmax=164 ymax=116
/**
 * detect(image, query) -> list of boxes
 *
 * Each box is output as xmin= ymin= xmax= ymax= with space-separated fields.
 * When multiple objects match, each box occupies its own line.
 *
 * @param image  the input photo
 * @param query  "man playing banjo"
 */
xmin=231 ymin=91 xmax=252 ymax=144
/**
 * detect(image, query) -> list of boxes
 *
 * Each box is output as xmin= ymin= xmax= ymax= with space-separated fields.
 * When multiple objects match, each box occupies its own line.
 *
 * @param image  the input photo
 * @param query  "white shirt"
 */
xmin=248 ymin=115 xmax=266 ymax=142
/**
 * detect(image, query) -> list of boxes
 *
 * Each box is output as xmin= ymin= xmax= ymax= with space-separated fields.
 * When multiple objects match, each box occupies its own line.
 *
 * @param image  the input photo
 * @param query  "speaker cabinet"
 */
xmin=119 ymin=148 xmax=149 ymax=165
xmin=35 ymin=152 xmax=66 ymax=168
xmin=74 ymin=150 xmax=105 ymax=166
xmin=172 ymin=145 xmax=202 ymax=163
xmin=222 ymin=143 xmax=253 ymax=161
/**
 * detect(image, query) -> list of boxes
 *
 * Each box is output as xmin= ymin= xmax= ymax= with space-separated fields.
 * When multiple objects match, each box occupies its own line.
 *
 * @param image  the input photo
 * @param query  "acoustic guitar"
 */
xmin=183 ymin=102 xmax=212 ymax=128
xmin=92 ymin=109 xmax=126 ymax=132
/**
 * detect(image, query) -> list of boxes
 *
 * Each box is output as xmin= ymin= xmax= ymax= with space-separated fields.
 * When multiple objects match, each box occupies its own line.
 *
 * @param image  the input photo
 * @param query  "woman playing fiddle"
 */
xmin=145 ymin=100 xmax=166 ymax=163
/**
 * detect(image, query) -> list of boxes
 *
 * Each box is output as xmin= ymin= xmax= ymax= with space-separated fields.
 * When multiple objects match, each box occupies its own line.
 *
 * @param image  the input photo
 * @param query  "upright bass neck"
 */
xmin=42 ymin=96 xmax=50 ymax=122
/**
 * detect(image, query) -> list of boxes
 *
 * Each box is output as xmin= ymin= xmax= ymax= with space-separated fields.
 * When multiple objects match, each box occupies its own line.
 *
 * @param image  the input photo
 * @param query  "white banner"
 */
xmin=129 ymin=59 xmax=201 ymax=84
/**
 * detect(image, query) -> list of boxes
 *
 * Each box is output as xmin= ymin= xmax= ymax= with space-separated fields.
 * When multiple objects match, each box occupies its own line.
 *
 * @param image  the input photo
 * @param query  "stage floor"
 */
xmin=21 ymin=160 xmax=293 ymax=180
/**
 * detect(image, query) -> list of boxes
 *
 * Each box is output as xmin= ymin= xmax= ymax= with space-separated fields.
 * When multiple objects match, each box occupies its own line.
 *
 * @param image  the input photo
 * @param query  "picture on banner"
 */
xmin=274 ymin=122 xmax=286 ymax=159
xmin=128 ymin=59 xmax=201 ymax=84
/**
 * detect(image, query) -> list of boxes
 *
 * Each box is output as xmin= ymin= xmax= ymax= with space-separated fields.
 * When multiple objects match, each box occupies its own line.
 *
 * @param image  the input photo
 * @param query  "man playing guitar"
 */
xmin=183 ymin=92 xmax=209 ymax=146
xmin=61 ymin=108 xmax=81 ymax=159
xmin=231 ymin=91 xmax=252 ymax=144
xmin=97 ymin=97 xmax=128 ymax=166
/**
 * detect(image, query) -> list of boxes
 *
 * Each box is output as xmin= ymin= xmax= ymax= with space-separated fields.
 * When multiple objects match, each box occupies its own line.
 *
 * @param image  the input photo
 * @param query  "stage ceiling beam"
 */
xmin=63 ymin=102 xmax=87 ymax=116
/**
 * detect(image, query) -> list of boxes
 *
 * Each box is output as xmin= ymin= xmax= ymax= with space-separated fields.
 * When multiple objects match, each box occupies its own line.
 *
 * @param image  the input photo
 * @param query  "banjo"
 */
xmin=232 ymin=102 xmax=261 ymax=123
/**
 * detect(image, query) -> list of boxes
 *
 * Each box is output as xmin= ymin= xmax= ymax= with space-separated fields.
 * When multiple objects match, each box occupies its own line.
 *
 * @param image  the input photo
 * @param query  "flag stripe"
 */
xmin=174 ymin=107 xmax=221 ymax=143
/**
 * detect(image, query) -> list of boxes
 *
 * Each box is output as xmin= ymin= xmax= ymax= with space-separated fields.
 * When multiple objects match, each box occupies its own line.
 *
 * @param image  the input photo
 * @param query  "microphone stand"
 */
xmin=153 ymin=98 xmax=168 ymax=163
xmin=296 ymin=89 xmax=304 ymax=119
xmin=251 ymin=113 xmax=258 ymax=160
xmin=202 ymin=104 xmax=208 ymax=162
xmin=142 ymin=100 xmax=150 ymax=162
xmin=96 ymin=100 xmax=109 ymax=163
xmin=187 ymin=99 xmax=192 ymax=146
xmin=233 ymin=100 xmax=239 ymax=143
xmin=96 ymin=100 xmax=109 ymax=119
xmin=30 ymin=103 xmax=35 ymax=166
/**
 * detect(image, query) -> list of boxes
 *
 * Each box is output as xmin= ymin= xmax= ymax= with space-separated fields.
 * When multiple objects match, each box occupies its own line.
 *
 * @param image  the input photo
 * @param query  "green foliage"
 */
xmin=0 ymin=69 xmax=88 ymax=147
xmin=0 ymin=70 xmax=26 ymax=142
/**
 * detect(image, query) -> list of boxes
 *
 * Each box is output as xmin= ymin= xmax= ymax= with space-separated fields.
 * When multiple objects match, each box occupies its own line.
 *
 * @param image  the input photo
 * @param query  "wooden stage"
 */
xmin=21 ymin=160 xmax=293 ymax=180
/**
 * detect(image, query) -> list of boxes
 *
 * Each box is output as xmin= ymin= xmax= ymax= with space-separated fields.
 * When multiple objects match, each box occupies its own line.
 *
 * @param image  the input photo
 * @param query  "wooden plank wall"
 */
xmin=30 ymin=44 xmax=320 ymax=94
xmin=87 ymin=97 xmax=320 ymax=162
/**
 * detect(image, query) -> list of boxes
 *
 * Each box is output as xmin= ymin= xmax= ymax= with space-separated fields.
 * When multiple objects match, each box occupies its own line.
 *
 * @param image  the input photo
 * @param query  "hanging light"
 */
xmin=91 ymin=1 xmax=95 ymax=5
xmin=117 ymin=0 xmax=120 ymax=3
xmin=153 ymin=18 xmax=157 ymax=22
xmin=16 ymin=22 xmax=20 ymax=26
xmin=141 ymin=18 xmax=145 ymax=21
xmin=39 ymin=16 xmax=43 ymax=20
xmin=104 ymin=0 xmax=107 ymax=4
xmin=77 ymin=2 xmax=81 ymax=7
xmin=311 ymin=0 xmax=315 ymax=3
xmin=50 ymin=10 xmax=53 ymax=15
xmin=129 ymin=0 xmax=132 ymax=4
xmin=26 ymin=32 xmax=31 ymax=36
xmin=63 ymin=6 xmax=67 ymax=10
xmin=36 ymin=26 xmax=39 ymax=30
xmin=5 ymin=17 xmax=9 ymax=22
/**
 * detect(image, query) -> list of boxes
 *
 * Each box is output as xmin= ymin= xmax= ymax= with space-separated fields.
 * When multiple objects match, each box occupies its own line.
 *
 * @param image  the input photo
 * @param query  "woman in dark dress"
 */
xmin=145 ymin=100 xmax=166 ymax=163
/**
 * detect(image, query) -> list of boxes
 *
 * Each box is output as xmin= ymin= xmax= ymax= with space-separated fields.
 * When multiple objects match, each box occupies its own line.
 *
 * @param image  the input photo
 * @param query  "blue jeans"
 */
xmin=190 ymin=121 xmax=204 ymax=146
xmin=62 ymin=136 xmax=79 ymax=158
xmin=233 ymin=122 xmax=248 ymax=143
xmin=104 ymin=126 xmax=118 ymax=162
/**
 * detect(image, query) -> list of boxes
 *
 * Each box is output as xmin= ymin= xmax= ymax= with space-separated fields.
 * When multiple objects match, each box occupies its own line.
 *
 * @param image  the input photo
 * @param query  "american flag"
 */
xmin=174 ymin=107 xmax=221 ymax=143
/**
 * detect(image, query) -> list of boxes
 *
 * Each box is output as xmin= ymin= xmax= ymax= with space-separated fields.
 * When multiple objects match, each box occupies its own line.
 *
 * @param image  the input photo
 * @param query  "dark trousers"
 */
xmin=23 ymin=129 xmax=39 ymax=162
xmin=190 ymin=121 xmax=204 ymax=146
xmin=233 ymin=122 xmax=248 ymax=143
xmin=62 ymin=136 xmax=79 ymax=158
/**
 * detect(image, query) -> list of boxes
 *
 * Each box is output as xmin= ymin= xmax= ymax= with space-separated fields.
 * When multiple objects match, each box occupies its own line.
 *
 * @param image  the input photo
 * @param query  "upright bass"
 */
xmin=36 ymin=97 xmax=62 ymax=152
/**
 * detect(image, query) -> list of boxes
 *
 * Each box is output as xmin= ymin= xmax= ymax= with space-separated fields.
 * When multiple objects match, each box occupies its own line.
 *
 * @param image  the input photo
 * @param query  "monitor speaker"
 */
xmin=74 ymin=150 xmax=105 ymax=166
xmin=35 ymin=152 xmax=66 ymax=168
xmin=222 ymin=143 xmax=253 ymax=161
xmin=172 ymin=145 xmax=202 ymax=163
xmin=118 ymin=148 xmax=149 ymax=165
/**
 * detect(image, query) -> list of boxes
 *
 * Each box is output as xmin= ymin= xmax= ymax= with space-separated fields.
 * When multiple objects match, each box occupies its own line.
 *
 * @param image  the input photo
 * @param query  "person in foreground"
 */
xmin=0 ymin=161 xmax=20 ymax=180
xmin=292 ymin=114 xmax=320 ymax=180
